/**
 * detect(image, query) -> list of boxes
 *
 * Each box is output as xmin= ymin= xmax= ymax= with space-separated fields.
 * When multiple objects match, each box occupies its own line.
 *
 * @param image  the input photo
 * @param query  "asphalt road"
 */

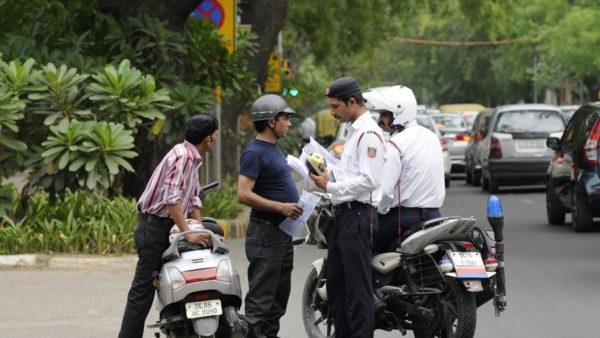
xmin=1 ymin=178 xmax=599 ymax=338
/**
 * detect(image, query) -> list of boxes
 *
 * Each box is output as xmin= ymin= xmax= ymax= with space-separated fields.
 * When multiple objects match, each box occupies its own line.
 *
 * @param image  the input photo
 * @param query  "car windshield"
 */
xmin=431 ymin=115 xmax=466 ymax=129
xmin=416 ymin=115 xmax=436 ymax=132
xmin=495 ymin=110 xmax=564 ymax=133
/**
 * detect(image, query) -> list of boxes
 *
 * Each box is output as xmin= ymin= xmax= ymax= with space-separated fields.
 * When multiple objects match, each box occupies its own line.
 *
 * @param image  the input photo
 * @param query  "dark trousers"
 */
xmin=119 ymin=214 xmax=173 ymax=338
xmin=327 ymin=206 xmax=375 ymax=338
xmin=244 ymin=219 xmax=293 ymax=338
xmin=374 ymin=207 xmax=441 ymax=253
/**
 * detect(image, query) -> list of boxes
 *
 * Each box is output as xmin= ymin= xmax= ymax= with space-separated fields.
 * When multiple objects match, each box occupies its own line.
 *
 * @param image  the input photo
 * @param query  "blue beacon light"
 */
xmin=487 ymin=195 xmax=503 ymax=218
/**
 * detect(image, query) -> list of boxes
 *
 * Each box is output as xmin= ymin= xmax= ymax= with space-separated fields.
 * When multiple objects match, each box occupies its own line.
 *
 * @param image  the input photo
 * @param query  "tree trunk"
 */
xmin=221 ymin=0 xmax=289 ymax=177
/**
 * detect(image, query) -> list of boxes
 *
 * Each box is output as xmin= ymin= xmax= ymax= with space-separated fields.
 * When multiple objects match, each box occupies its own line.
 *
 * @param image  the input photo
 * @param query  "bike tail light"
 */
xmin=462 ymin=242 xmax=474 ymax=250
xmin=182 ymin=267 xmax=217 ymax=283
xmin=216 ymin=259 xmax=231 ymax=283
xmin=168 ymin=266 xmax=186 ymax=291
xmin=485 ymin=257 xmax=498 ymax=271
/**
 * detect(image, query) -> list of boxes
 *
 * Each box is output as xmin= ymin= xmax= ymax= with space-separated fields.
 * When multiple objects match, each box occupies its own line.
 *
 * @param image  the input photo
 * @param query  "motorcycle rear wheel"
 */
xmin=302 ymin=268 xmax=335 ymax=338
xmin=413 ymin=279 xmax=476 ymax=338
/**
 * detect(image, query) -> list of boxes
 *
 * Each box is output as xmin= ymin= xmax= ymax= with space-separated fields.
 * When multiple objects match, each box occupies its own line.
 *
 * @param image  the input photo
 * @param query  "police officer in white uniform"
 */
xmin=309 ymin=76 xmax=385 ymax=338
xmin=363 ymin=85 xmax=445 ymax=253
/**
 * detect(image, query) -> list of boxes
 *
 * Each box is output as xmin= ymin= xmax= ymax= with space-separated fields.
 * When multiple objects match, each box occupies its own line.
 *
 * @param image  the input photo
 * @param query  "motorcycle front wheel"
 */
xmin=413 ymin=279 xmax=477 ymax=338
xmin=302 ymin=268 xmax=335 ymax=338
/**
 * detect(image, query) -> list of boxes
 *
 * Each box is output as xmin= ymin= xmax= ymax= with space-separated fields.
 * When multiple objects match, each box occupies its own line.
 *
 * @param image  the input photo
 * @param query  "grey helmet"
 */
xmin=250 ymin=94 xmax=295 ymax=121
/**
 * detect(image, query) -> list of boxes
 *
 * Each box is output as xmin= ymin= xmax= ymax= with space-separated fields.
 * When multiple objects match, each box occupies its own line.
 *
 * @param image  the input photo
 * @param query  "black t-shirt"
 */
xmin=239 ymin=139 xmax=300 ymax=224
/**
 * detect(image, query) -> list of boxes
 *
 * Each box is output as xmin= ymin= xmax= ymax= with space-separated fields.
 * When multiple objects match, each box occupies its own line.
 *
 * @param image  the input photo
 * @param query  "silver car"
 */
xmin=430 ymin=113 xmax=471 ymax=172
xmin=478 ymin=104 xmax=565 ymax=193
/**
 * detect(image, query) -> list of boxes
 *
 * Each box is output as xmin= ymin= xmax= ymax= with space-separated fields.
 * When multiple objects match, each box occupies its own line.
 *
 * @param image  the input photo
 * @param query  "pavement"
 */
xmin=0 ymin=208 xmax=251 ymax=270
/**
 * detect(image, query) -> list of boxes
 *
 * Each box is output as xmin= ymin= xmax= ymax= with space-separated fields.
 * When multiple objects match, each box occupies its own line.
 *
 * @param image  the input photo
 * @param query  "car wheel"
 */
xmin=465 ymin=164 xmax=473 ymax=184
xmin=571 ymin=190 xmax=593 ymax=232
xmin=546 ymin=185 xmax=565 ymax=225
xmin=445 ymin=175 xmax=450 ymax=188
xmin=473 ymin=168 xmax=482 ymax=187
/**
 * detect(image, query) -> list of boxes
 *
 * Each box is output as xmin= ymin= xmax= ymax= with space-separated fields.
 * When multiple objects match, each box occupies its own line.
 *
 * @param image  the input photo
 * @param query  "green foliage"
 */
xmin=87 ymin=59 xmax=170 ymax=128
xmin=0 ymin=180 xmax=244 ymax=254
xmin=200 ymin=180 xmax=243 ymax=220
xmin=0 ymin=181 xmax=15 ymax=219
xmin=0 ymin=190 xmax=138 ymax=254
xmin=79 ymin=121 xmax=137 ymax=190
xmin=29 ymin=63 xmax=91 ymax=128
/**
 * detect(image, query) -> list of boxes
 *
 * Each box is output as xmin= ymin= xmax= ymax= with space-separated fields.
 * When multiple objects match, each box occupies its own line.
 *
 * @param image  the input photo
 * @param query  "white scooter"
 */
xmin=148 ymin=182 xmax=247 ymax=338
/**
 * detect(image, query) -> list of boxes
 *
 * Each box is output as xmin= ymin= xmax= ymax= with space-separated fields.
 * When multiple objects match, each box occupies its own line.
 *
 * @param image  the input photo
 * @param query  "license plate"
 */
xmin=515 ymin=139 xmax=543 ymax=150
xmin=185 ymin=299 xmax=223 ymax=319
xmin=450 ymin=252 xmax=487 ymax=278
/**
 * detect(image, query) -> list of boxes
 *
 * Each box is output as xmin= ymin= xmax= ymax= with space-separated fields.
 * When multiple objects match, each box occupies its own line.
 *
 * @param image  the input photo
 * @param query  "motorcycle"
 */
xmin=301 ymin=193 xmax=507 ymax=338
xmin=147 ymin=182 xmax=247 ymax=338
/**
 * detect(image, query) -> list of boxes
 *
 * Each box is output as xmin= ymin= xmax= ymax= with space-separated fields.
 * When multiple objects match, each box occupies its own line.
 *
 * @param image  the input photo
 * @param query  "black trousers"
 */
xmin=119 ymin=214 xmax=173 ymax=338
xmin=374 ymin=207 xmax=441 ymax=253
xmin=327 ymin=206 xmax=375 ymax=338
xmin=244 ymin=219 xmax=293 ymax=338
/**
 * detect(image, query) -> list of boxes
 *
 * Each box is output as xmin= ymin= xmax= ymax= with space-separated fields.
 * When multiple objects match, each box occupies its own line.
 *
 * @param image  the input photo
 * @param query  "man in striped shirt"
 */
xmin=119 ymin=114 xmax=219 ymax=338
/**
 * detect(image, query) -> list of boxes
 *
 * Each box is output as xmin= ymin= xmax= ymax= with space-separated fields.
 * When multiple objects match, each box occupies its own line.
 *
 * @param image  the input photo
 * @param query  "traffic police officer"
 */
xmin=363 ymin=85 xmax=445 ymax=253
xmin=237 ymin=94 xmax=303 ymax=338
xmin=309 ymin=76 xmax=385 ymax=338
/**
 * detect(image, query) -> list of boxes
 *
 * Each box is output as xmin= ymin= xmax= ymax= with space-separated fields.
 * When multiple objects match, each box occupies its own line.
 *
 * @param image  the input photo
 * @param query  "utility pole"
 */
xmin=533 ymin=55 xmax=538 ymax=103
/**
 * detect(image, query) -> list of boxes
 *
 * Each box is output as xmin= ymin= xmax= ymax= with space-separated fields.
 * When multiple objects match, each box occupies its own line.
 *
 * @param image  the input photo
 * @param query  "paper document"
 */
xmin=287 ymin=154 xmax=308 ymax=179
xmin=279 ymin=190 xmax=321 ymax=237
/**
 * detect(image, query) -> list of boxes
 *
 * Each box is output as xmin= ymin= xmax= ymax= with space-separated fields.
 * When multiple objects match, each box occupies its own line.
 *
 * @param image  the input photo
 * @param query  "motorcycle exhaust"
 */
xmin=487 ymin=195 xmax=506 ymax=316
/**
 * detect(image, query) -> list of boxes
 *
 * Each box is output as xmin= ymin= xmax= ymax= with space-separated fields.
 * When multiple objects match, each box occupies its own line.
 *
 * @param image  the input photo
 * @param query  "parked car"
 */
xmin=478 ymin=104 xmax=566 ymax=193
xmin=430 ymin=113 xmax=470 ymax=172
xmin=416 ymin=114 xmax=452 ymax=187
xmin=558 ymin=105 xmax=579 ymax=124
xmin=464 ymin=109 xmax=493 ymax=186
xmin=545 ymin=103 xmax=600 ymax=231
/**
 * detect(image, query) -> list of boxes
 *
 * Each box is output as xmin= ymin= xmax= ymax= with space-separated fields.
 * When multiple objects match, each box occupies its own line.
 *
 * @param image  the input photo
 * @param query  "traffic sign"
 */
xmin=264 ymin=53 xmax=282 ymax=93
xmin=191 ymin=0 xmax=236 ymax=53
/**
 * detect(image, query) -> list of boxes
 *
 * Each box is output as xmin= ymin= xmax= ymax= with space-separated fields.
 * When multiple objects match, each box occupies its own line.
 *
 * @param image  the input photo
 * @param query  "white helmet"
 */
xmin=363 ymin=85 xmax=417 ymax=128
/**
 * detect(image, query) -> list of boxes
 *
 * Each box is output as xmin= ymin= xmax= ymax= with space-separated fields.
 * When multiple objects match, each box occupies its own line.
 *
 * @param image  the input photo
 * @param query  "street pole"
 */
xmin=212 ymin=88 xmax=222 ymax=184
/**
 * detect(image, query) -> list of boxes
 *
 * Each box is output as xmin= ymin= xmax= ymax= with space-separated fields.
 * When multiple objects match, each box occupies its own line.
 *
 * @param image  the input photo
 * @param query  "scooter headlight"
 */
xmin=168 ymin=266 xmax=186 ymax=291
xmin=216 ymin=259 xmax=231 ymax=283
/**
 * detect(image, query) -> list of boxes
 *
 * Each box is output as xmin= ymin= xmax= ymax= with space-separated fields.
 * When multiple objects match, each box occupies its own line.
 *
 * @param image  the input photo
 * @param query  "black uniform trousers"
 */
xmin=119 ymin=214 xmax=173 ymax=338
xmin=374 ymin=207 xmax=441 ymax=253
xmin=327 ymin=204 xmax=375 ymax=338
xmin=244 ymin=218 xmax=293 ymax=338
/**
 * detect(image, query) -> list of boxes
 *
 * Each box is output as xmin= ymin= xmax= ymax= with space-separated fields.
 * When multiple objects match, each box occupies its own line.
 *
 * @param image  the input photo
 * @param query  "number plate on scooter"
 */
xmin=449 ymin=252 xmax=487 ymax=278
xmin=185 ymin=299 xmax=223 ymax=319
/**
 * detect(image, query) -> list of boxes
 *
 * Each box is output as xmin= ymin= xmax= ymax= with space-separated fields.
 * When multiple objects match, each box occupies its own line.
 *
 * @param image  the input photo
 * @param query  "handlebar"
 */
xmin=199 ymin=181 xmax=219 ymax=200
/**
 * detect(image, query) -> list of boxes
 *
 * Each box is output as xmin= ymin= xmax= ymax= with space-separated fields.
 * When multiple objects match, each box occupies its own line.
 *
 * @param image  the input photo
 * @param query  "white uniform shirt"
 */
xmin=327 ymin=111 xmax=386 ymax=205
xmin=378 ymin=121 xmax=445 ymax=214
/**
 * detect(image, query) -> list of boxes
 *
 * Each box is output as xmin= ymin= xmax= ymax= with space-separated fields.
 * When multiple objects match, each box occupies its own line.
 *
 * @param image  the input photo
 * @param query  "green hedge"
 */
xmin=0 ymin=186 xmax=242 ymax=255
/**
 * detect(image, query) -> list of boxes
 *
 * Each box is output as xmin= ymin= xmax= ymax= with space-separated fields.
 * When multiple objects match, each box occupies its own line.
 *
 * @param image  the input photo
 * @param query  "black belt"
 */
xmin=399 ymin=207 xmax=440 ymax=216
xmin=332 ymin=201 xmax=371 ymax=216
xmin=140 ymin=213 xmax=173 ymax=225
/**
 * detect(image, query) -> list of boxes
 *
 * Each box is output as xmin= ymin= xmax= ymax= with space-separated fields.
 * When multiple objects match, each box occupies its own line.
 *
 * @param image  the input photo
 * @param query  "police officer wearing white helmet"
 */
xmin=309 ymin=76 xmax=386 ymax=338
xmin=237 ymin=94 xmax=303 ymax=338
xmin=363 ymin=85 xmax=445 ymax=254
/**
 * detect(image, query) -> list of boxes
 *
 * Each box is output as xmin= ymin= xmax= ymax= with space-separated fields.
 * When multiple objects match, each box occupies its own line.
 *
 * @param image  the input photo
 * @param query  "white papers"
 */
xmin=279 ymin=190 xmax=321 ymax=237
xmin=287 ymin=154 xmax=308 ymax=179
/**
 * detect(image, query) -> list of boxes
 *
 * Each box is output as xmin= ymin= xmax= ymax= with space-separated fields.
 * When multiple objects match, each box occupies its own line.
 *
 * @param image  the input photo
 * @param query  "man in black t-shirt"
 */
xmin=237 ymin=94 xmax=303 ymax=338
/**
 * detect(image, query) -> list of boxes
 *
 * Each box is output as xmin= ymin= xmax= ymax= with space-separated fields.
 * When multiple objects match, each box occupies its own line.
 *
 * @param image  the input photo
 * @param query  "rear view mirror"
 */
xmin=546 ymin=137 xmax=560 ymax=150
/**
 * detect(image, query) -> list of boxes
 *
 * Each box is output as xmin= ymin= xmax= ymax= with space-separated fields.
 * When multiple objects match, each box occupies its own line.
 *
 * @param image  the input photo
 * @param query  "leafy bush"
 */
xmin=202 ymin=182 xmax=243 ymax=220
xmin=0 ymin=181 xmax=243 ymax=254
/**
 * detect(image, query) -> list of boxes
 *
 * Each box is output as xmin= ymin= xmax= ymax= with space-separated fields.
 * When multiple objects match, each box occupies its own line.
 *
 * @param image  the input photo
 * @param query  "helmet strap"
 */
xmin=390 ymin=124 xmax=405 ymax=135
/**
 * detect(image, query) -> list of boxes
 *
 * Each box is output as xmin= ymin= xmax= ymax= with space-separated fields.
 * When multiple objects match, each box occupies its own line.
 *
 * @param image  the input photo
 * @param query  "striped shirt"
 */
xmin=137 ymin=141 xmax=203 ymax=218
